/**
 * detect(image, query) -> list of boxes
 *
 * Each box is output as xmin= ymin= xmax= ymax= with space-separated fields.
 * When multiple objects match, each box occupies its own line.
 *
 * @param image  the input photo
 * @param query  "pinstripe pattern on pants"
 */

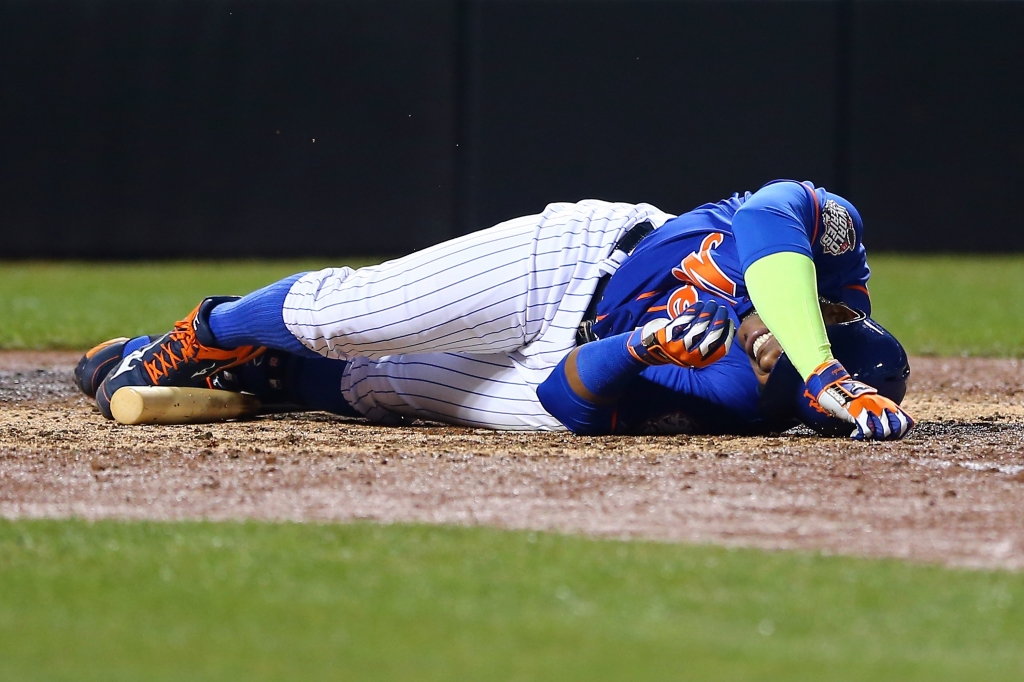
xmin=282 ymin=200 xmax=674 ymax=429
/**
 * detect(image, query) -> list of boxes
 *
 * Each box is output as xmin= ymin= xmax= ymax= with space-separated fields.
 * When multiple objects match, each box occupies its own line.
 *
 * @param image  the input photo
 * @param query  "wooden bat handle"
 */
xmin=110 ymin=386 xmax=263 ymax=425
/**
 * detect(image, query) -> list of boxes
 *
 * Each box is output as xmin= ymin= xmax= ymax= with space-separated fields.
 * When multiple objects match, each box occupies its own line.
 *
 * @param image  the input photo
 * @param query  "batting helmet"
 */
xmin=757 ymin=313 xmax=911 ymax=435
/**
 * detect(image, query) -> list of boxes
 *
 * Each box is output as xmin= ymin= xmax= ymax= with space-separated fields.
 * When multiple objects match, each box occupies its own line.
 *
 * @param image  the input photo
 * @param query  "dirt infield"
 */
xmin=2 ymin=351 xmax=1023 ymax=570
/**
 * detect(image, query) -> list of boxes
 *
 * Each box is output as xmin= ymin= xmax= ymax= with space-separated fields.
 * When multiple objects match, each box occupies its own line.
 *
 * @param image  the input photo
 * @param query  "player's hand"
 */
xmin=627 ymin=300 xmax=735 ymax=368
xmin=803 ymin=360 xmax=914 ymax=440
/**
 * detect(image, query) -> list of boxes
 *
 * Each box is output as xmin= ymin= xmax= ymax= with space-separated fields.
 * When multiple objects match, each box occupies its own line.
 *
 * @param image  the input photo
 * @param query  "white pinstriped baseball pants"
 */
xmin=282 ymin=200 xmax=674 ymax=430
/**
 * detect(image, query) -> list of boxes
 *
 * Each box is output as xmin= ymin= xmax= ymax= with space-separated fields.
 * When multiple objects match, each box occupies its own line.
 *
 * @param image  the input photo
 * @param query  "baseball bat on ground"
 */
xmin=109 ymin=386 xmax=264 ymax=425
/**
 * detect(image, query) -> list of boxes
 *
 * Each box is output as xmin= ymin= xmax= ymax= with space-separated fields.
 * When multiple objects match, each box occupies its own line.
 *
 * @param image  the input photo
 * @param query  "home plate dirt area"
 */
xmin=2 ymin=352 xmax=1023 ymax=570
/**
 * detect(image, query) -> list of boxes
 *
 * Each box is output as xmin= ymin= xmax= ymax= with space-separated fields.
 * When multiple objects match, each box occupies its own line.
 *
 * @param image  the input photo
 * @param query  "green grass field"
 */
xmin=0 ymin=260 xmax=353 ymax=350
xmin=1 ymin=255 xmax=1022 ymax=354
xmin=868 ymin=255 xmax=1024 ymax=356
xmin=2 ymin=520 xmax=1022 ymax=682
xmin=2 ymin=256 xmax=1023 ymax=680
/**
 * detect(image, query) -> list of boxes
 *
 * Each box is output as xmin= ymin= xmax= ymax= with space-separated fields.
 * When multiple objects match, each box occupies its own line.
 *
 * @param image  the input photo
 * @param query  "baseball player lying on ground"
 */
xmin=77 ymin=179 xmax=914 ymax=440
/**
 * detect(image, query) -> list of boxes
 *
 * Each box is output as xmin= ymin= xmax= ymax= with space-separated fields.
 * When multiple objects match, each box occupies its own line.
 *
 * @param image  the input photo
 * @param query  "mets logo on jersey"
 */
xmin=819 ymin=200 xmax=856 ymax=256
xmin=671 ymin=232 xmax=738 ymax=300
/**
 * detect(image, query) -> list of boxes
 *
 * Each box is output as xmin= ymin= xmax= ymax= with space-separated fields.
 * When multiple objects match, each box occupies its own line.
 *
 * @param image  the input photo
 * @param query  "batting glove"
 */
xmin=626 ymin=300 xmax=736 ymax=368
xmin=803 ymin=360 xmax=914 ymax=440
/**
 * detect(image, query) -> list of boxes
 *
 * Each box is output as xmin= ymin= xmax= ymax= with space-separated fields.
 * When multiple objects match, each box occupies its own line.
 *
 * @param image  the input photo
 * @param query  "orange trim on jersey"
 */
xmin=635 ymin=290 xmax=660 ymax=301
xmin=596 ymin=314 xmax=607 ymax=322
xmin=801 ymin=181 xmax=822 ymax=245
xmin=844 ymin=284 xmax=870 ymax=297
xmin=647 ymin=305 xmax=668 ymax=312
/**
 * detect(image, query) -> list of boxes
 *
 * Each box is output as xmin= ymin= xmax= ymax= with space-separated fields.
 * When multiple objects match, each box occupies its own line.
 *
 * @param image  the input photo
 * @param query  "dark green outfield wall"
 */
xmin=1 ymin=0 xmax=1021 ymax=258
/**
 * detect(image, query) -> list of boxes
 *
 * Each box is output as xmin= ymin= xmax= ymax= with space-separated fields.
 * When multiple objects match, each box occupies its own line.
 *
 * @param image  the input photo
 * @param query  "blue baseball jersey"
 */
xmin=588 ymin=180 xmax=871 ymax=434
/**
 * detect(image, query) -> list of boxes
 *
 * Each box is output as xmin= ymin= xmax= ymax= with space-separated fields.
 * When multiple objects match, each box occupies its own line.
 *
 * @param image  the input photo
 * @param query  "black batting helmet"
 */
xmin=757 ymin=313 xmax=911 ymax=436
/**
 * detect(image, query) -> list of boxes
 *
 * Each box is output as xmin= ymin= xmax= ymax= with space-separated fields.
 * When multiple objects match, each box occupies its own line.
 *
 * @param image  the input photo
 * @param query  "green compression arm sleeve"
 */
xmin=744 ymin=251 xmax=832 ymax=380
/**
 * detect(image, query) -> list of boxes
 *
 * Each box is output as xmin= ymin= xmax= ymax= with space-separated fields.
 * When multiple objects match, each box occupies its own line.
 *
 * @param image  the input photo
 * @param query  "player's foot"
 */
xmin=74 ymin=336 xmax=154 ymax=397
xmin=215 ymin=351 xmax=360 ymax=417
xmin=95 ymin=297 xmax=265 ymax=419
xmin=212 ymin=350 xmax=291 ymax=404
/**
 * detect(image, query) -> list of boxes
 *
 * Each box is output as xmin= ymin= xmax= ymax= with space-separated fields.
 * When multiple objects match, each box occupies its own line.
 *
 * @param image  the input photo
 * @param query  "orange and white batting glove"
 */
xmin=626 ymin=300 xmax=736 ymax=368
xmin=803 ymin=360 xmax=914 ymax=440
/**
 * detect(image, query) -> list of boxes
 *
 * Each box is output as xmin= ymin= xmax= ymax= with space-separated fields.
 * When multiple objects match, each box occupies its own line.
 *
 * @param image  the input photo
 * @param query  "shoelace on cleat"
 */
xmin=140 ymin=314 xmax=264 ymax=385
xmin=142 ymin=323 xmax=200 ymax=384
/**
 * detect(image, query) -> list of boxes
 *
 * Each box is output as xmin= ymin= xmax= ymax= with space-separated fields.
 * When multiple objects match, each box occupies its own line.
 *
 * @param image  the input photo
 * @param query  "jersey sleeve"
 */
xmin=537 ymin=328 xmax=763 ymax=435
xmin=634 ymin=342 xmax=761 ymax=420
xmin=536 ymin=332 xmax=648 ymax=435
xmin=825 ymin=250 xmax=871 ymax=315
xmin=732 ymin=180 xmax=871 ymax=313
xmin=732 ymin=180 xmax=817 ymax=270
xmin=813 ymin=193 xmax=871 ymax=315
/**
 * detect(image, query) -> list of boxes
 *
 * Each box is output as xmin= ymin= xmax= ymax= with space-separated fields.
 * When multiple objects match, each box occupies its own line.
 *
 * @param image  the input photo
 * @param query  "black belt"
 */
xmin=575 ymin=220 xmax=656 ymax=346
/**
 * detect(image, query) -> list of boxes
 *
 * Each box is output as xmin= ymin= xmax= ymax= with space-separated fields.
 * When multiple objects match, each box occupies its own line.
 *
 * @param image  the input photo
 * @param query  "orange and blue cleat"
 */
xmin=95 ymin=297 xmax=265 ymax=419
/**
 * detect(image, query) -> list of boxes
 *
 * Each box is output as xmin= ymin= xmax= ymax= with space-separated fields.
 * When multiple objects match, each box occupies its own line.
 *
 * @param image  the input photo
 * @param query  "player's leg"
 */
xmin=76 ymin=332 xmax=558 ymax=428
xmin=217 ymin=351 xmax=359 ymax=417
xmin=80 ymin=335 xmax=561 ymax=429
xmin=340 ymin=352 xmax=566 ymax=431
xmin=166 ymin=200 xmax=657 ymax=362
xmin=92 ymin=201 xmax=672 ymax=417
xmin=279 ymin=200 xmax=673 ymax=360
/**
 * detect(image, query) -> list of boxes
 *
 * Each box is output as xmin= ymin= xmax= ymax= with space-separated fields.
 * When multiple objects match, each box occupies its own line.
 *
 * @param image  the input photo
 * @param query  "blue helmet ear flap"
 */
xmin=758 ymin=314 xmax=911 ymax=435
